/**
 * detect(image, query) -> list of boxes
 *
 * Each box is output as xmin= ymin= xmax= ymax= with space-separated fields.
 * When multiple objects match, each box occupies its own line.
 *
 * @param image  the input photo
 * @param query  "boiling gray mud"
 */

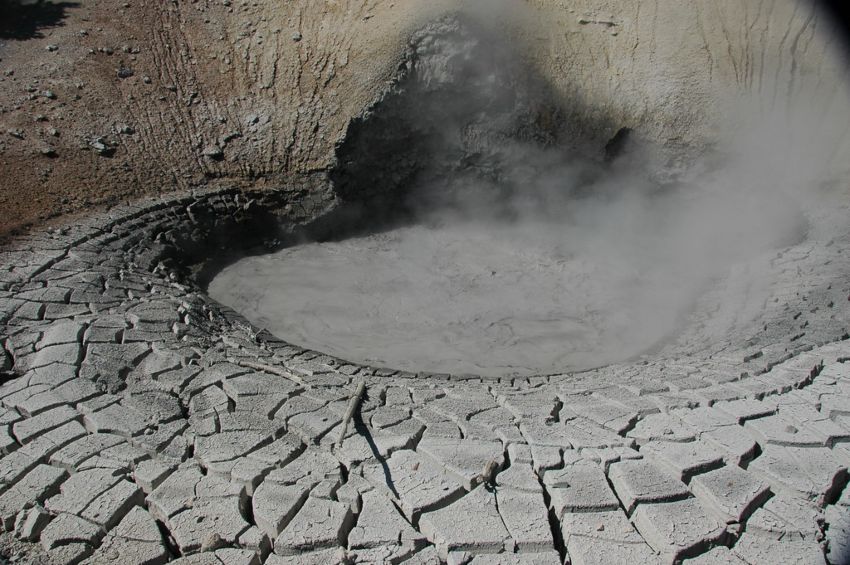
xmin=208 ymin=162 xmax=808 ymax=377
xmin=209 ymin=220 xmax=699 ymax=377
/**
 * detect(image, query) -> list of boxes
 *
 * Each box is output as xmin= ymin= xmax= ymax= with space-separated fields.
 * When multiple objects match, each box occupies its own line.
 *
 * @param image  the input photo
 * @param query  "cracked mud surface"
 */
xmin=0 ymin=188 xmax=849 ymax=564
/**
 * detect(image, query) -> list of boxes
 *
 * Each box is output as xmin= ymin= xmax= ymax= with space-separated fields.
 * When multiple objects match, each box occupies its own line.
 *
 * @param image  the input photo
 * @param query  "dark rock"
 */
xmin=90 ymin=137 xmax=116 ymax=157
xmin=202 ymin=145 xmax=224 ymax=161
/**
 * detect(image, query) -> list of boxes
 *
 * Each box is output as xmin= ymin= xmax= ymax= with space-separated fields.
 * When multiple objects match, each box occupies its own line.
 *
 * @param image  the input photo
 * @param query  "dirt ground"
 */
xmin=0 ymin=0 xmax=438 ymax=238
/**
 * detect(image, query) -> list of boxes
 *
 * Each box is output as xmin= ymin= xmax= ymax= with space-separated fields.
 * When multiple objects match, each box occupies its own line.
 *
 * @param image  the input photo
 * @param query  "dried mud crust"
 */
xmin=0 ymin=188 xmax=849 ymax=564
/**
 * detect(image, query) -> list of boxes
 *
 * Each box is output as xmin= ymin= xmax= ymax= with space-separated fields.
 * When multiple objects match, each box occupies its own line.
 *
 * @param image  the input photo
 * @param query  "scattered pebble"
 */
xmin=89 ymin=137 xmax=115 ymax=156
xmin=202 ymin=144 xmax=224 ymax=160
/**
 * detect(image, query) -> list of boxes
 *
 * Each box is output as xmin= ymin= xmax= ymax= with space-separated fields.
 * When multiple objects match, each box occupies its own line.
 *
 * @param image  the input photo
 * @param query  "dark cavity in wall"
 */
xmin=604 ymin=127 xmax=634 ymax=162
xmin=323 ymin=15 xmax=570 ymax=238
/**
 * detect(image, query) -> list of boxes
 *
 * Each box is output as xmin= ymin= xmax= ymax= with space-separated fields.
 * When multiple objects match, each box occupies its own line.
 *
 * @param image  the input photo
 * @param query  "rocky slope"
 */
xmin=1 ymin=0 xmax=848 ymax=236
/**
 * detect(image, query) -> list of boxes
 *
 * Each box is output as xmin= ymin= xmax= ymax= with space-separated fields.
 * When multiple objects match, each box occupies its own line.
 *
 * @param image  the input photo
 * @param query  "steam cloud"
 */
xmin=210 ymin=4 xmax=850 ymax=376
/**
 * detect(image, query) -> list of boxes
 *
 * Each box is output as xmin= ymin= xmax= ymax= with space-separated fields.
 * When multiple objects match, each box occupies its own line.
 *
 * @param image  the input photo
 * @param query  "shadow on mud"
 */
xmin=0 ymin=0 xmax=78 ymax=40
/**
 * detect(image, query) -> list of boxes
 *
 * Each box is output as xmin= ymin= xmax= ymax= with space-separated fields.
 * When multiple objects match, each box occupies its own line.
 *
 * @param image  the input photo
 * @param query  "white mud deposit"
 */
xmin=209 ymin=220 xmax=706 ymax=377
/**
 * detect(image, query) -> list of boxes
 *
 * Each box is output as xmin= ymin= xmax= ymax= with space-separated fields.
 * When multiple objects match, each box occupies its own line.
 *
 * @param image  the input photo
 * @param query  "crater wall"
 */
xmin=0 ymin=0 xmax=847 ymax=234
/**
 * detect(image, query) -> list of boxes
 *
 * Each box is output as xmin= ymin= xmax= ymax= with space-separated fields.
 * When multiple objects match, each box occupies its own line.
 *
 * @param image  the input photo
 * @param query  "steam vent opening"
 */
xmin=207 ymin=16 xmax=810 ymax=377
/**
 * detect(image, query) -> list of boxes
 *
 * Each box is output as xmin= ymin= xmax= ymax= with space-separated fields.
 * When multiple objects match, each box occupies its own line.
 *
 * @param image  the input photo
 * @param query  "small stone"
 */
xmin=202 ymin=144 xmax=224 ymax=161
xmin=89 ymin=138 xmax=115 ymax=156
xmin=42 ymin=90 xmax=56 ymax=100
xmin=291 ymin=32 xmax=302 ymax=42
xmin=201 ymin=532 xmax=225 ymax=551
xmin=46 ymin=45 xmax=58 ymax=52
xmin=117 ymin=67 xmax=134 ymax=79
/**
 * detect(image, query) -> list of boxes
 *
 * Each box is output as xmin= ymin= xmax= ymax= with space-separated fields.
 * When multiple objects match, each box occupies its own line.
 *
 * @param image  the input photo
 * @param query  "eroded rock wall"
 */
xmin=0 ymin=0 xmax=847 ymax=235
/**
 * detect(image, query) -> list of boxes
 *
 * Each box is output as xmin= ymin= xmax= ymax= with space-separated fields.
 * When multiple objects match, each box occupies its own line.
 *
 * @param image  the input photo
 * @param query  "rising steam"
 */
xmin=209 ymin=5 xmax=850 ymax=377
